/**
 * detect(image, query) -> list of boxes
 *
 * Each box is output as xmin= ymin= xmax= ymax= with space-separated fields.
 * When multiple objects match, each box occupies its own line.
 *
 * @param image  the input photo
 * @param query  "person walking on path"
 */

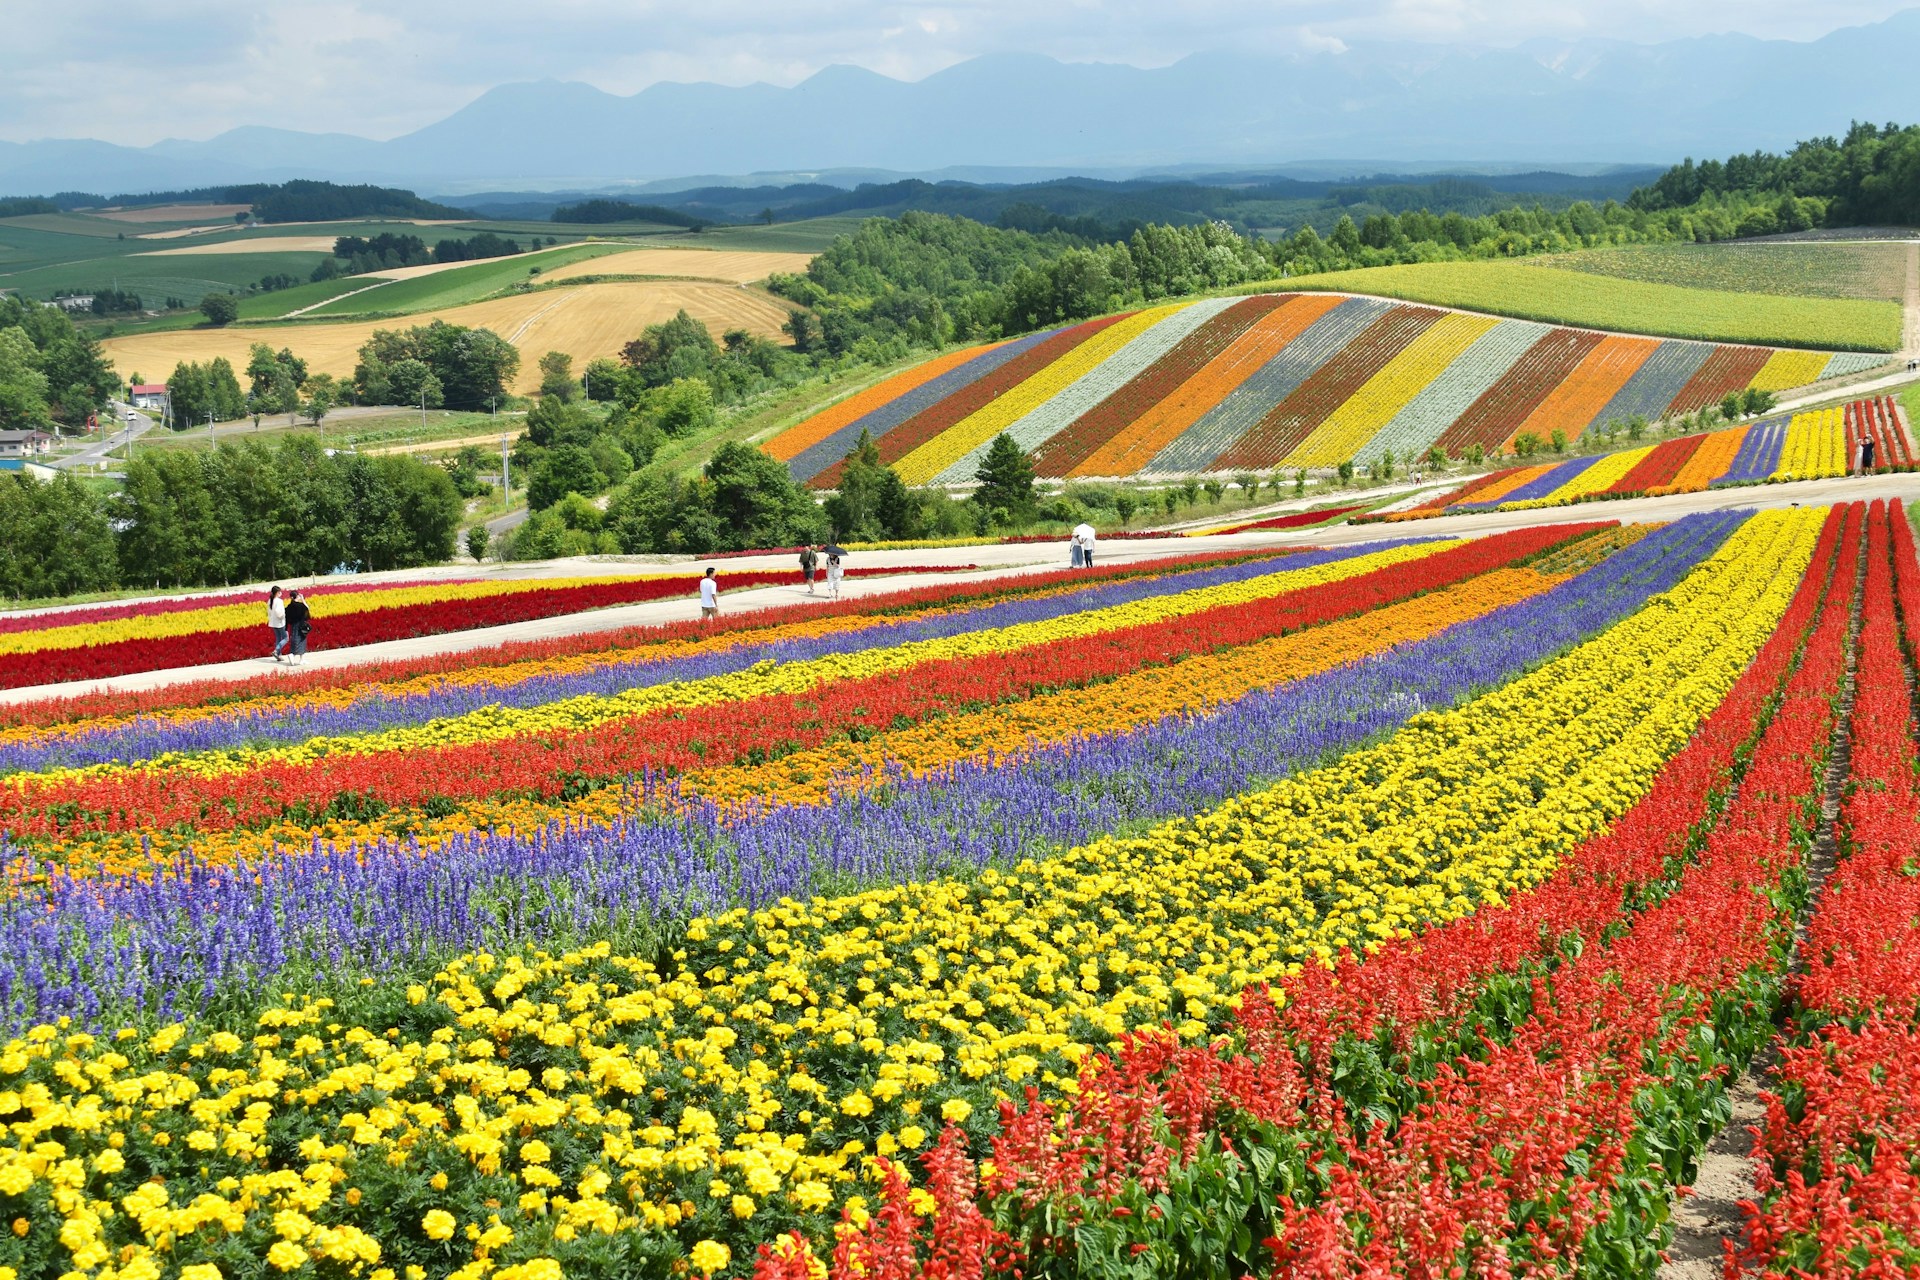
xmin=284 ymin=590 xmax=312 ymax=664
xmin=266 ymin=586 xmax=289 ymax=662
xmin=1862 ymin=435 xmax=1877 ymax=472
xmin=699 ymin=567 xmax=720 ymax=621
xmin=1069 ymin=530 xmax=1084 ymax=568
xmin=799 ymin=544 xmax=818 ymax=594
xmin=825 ymin=550 xmax=844 ymax=599
xmin=1073 ymin=521 xmax=1097 ymax=568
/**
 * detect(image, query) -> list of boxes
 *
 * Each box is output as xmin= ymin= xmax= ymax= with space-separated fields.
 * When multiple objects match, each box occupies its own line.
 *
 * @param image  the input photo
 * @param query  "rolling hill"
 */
xmin=764 ymin=292 xmax=1888 ymax=486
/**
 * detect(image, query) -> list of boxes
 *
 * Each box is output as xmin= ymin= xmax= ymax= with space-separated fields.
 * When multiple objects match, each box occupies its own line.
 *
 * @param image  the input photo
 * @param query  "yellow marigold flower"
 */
xmin=690 ymin=1240 xmax=731 ymax=1276
xmin=731 ymin=1194 xmax=755 ymax=1219
xmin=420 ymin=1209 xmax=456 ymax=1242
xmin=940 ymin=1099 xmax=971 ymax=1124
xmin=180 ymin=1267 xmax=224 ymax=1280
xmin=267 ymin=1240 xmax=309 ymax=1272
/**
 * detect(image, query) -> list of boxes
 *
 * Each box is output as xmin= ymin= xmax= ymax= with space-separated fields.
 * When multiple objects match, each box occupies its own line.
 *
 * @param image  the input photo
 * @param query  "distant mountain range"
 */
xmin=3 ymin=9 xmax=1917 ymax=198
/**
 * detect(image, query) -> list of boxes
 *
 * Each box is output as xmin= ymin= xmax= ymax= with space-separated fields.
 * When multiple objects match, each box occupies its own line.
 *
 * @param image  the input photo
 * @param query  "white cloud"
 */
xmin=0 ymin=0 xmax=1911 ymax=143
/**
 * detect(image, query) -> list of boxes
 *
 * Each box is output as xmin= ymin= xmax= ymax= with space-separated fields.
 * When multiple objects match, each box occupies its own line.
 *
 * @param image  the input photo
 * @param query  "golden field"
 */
xmin=98 ymin=280 xmax=797 ymax=394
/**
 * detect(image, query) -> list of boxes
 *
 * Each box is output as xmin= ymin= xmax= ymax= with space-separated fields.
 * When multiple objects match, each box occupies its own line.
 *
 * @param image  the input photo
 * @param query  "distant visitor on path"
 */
xmin=1861 ymin=436 xmax=1877 ymax=472
xmin=826 ymin=549 xmax=844 ymax=599
xmin=1073 ymin=521 xmax=1097 ymax=568
xmin=266 ymin=585 xmax=289 ymax=662
xmin=799 ymin=544 xmax=818 ymax=594
xmin=284 ymin=590 xmax=311 ymax=664
xmin=699 ymin=567 xmax=719 ymax=620
xmin=1069 ymin=530 xmax=1084 ymax=567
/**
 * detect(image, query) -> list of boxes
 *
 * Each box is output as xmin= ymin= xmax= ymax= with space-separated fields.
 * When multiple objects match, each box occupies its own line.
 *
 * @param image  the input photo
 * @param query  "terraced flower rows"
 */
xmin=765 ymin=292 xmax=1886 ymax=485
xmin=1380 ymin=393 xmax=1913 ymax=520
xmin=6 ymin=496 xmax=1910 ymax=1279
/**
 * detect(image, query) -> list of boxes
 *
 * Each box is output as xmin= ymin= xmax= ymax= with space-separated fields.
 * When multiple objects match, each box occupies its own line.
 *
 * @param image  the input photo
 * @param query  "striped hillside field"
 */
xmin=1209 ymin=304 xmax=1446 ymax=470
xmin=1031 ymin=295 xmax=1290 ymax=477
xmin=1284 ymin=311 xmax=1500 ymax=469
xmin=1348 ymin=318 xmax=1545 ymax=467
xmin=761 ymin=292 xmax=1891 ymax=486
xmin=1069 ymin=294 xmax=1345 ymax=478
xmin=898 ymin=304 xmax=1193 ymax=485
xmin=1147 ymin=297 xmax=1394 ymax=475
xmin=1498 ymin=334 xmax=1658 ymax=452
xmin=928 ymin=299 xmax=1239 ymax=484
xmin=1434 ymin=328 xmax=1606 ymax=457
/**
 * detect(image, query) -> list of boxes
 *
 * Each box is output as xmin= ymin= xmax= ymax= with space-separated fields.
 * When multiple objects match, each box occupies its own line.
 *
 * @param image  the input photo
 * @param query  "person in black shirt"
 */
xmin=284 ymin=590 xmax=312 ymax=664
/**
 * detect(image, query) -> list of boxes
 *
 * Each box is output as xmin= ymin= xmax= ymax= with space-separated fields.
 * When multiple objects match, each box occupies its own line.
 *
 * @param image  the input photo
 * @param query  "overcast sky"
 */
xmin=4 ymin=1 xmax=1913 ymax=146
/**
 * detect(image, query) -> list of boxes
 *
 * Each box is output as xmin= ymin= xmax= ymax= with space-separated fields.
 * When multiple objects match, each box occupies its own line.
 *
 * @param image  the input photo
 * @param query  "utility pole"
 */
xmin=420 ymin=387 xmax=427 ymax=431
xmin=501 ymin=434 xmax=511 ymax=513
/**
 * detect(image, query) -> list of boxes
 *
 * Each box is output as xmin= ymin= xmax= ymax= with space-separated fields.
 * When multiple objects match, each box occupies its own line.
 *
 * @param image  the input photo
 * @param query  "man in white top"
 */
xmin=698 ymin=567 xmax=719 ymax=621
xmin=1072 ymin=521 xmax=1097 ymax=568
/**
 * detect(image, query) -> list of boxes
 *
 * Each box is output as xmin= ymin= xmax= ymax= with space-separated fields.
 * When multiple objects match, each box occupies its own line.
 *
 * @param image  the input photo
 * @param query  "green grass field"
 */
xmin=649 ymin=216 xmax=868 ymax=254
xmin=139 ymin=408 xmax=514 ymax=453
xmin=298 ymin=243 xmax=633 ymax=317
xmin=1537 ymin=241 xmax=1910 ymax=301
xmin=1270 ymin=259 xmax=1902 ymax=351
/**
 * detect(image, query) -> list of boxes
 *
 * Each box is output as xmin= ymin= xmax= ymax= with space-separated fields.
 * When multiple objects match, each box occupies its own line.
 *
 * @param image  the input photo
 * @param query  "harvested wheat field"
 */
xmin=98 ymin=280 xmax=797 ymax=394
xmin=99 ymin=203 xmax=253 ymax=224
xmin=134 ymin=236 xmax=344 ymax=256
xmin=537 ymin=247 xmax=815 ymax=284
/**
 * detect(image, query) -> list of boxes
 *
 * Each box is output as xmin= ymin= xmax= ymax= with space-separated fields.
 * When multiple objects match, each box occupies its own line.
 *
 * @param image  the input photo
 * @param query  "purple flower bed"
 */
xmin=1712 ymin=416 xmax=1788 ymax=485
xmin=0 ymin=512 xmax=1742 ymax=1031
xmin=0 ymin=543 xmax=1410 ymax=776
xmin=1451 ymin=454 xmax=1599 ymax=511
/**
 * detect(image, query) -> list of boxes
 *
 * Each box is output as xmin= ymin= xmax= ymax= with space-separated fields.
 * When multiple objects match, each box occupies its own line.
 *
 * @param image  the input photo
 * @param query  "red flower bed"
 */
xmin=1607 ymin=432 xmax=1705 ymax=494
xmin=1212 ymin=304 xmax=1443 ymax=470
xmin=6 ymin=526 xmax=1592 ymax=839
xmin=1206 ymin=504 xmax=1364 ymax=535
xmin=1661 ymin=343 xmax=1771 ymax=418
xmin=1846 ymin=393 xmax=1914 ymax=469
xmin=0 ymin=566 xmax=966 ymax=692
xmin=0 ymin=577 xmax=478 ymax=638
xmin=1434 ymin=328 xmax=1605 ymax=457
xmin=1030 ymin=296 xmax=1288 ymax=478
xmin=1733 ymin=499 xmax=1920 ymax=1277
xmin=0 ymin=549 xmax=1277 ymax=730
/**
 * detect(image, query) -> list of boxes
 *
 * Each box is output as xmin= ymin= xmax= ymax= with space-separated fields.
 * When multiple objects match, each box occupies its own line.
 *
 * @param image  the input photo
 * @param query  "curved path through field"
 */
xmin=5 ymin=471 xmax=1917 ymax=705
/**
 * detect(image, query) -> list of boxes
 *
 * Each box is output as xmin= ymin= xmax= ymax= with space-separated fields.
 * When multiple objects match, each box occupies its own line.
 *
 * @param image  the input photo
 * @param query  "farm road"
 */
xmin=5 ymin=469 xmax=1918 ymax=705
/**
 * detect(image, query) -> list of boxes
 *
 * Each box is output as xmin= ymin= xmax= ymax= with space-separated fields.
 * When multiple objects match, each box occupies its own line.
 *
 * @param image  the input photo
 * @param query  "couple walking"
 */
xmin=799 ymin=543 xmax=844 ymax=597
xmin=1069 ymin=521 xmax=1097 ymax=568
xmin=266 ymin=586 xmax=313 ymax=663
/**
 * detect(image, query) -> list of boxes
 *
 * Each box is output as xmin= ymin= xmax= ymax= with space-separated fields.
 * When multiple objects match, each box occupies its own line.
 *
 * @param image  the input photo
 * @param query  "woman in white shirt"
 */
xmin=266 ymin=585 xmax=289 ymax=661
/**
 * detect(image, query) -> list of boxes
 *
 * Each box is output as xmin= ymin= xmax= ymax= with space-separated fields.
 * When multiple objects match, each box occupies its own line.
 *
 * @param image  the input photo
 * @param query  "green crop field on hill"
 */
xmin=1538 ymin=241 xmax=1910 ymax=301
xmin=297 ymin=243 xmax=632 ymax=318
xmin=1271 ymin=259 xmax=1902 ymax=351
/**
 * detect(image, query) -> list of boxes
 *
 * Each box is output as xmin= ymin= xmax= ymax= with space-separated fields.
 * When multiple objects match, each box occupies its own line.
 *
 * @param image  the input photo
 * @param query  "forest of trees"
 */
xmin=549 ymin=199 xmax=711 ymax=228
xmin=0 ymin=294 xmax=117 ymax=429
xmin=1628 ymin=120 xmax=1920 ymax=233
xmin=0 ymin=438 xmax=461 ymax=599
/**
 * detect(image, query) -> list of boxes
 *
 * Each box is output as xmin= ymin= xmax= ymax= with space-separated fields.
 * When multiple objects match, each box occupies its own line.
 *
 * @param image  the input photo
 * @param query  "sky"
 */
xmin=4 ymin=0 xmax=1914 ymax=146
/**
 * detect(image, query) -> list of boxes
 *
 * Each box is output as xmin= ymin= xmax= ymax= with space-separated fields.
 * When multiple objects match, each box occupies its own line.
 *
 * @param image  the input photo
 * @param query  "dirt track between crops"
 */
xmin=4 ymin=470 xmax=1917 ymax=706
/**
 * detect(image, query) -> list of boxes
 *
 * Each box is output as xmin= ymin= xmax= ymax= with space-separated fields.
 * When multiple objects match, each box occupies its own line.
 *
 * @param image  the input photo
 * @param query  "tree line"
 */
xmin=0 ymin=438 xmax=462 ymax=600
xmin=1628 ymin=120 xmax=1920 ymax=234
xmin=0 ymin=294 xmax=117 ymax=430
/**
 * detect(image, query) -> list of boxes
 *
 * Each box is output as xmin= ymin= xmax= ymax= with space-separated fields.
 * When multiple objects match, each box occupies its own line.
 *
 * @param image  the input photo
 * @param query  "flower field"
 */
xmin=1379 ymin=394 xmax=1913 ymax=520
xmin=0 ymin=568 xmax=963 ymax=691
xmin=763 ymin=292 xmax=1886 ymax=486
xmin=3 ymin=497 xmax=1917 ymax=1279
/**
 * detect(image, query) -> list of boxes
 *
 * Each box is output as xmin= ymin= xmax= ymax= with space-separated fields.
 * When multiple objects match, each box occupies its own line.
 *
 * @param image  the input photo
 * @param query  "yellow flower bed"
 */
xmin=0 ymin=510 xmax=1818 ymax=1280
xmin=1777 ymin=405 xmax=1846 ymax=480
xmin=23 ymin=542 xmax=1449 ymax=790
